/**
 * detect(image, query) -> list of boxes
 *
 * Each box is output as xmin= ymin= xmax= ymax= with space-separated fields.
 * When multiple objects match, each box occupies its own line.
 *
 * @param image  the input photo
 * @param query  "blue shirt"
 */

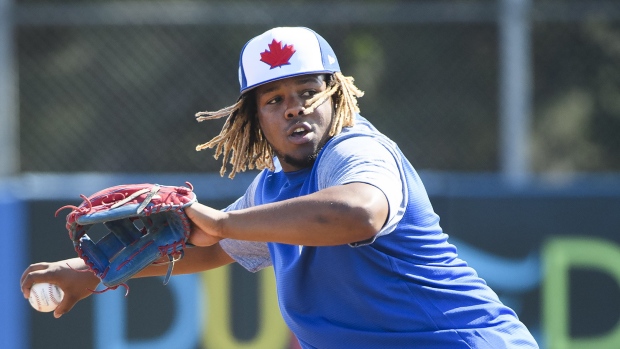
xmin=220 ymin=116 xmax=539 ymax=349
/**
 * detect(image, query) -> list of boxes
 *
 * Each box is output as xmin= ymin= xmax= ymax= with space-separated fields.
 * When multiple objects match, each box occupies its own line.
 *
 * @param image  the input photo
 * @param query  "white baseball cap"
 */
xmin=238 ymin=27 xmax=340 ymax=93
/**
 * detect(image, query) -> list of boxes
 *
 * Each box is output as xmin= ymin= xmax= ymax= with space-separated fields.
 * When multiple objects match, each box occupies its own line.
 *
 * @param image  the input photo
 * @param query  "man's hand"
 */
xmin=20 ymin=258 xmax=100 ymax=318
xmin=186 ymin=204 xmax=227 ymax=246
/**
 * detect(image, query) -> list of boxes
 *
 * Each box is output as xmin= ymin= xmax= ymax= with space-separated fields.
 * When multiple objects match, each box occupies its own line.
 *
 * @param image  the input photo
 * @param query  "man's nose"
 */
xmin=285 ymin=96 xmax=305 ymax=119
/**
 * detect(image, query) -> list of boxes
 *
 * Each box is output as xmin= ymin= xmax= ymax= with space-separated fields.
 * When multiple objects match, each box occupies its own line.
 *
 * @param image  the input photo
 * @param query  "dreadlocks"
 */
xmin=195 ymin=72 xmax=364 ymax=178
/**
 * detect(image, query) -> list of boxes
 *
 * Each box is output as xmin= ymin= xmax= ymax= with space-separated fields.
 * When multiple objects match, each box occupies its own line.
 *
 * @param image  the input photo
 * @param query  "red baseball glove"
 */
xmin=56 ymin=183 xmax=197 ymax=290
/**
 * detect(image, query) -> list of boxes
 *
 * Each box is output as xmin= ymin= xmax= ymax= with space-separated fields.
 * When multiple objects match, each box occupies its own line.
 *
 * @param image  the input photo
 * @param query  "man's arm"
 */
xmin=135 ymin=242 xmax=234 ymax=277
xmin=186 ymin=182 xmax=389 ymax=247
xmin=20 ymin=242 xmax=234 ymax=318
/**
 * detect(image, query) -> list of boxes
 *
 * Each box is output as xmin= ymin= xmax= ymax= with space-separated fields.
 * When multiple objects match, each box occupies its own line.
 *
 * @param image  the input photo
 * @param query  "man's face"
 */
xmin=255 ymin=74 xmax=334 ymax=172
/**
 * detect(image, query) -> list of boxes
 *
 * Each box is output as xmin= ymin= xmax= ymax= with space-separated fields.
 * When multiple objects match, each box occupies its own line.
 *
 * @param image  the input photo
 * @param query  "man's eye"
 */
xmin=267 ymin=97 xmax=280 ymax=105
xmin=302 ymin=90 xmax=317 ymax=98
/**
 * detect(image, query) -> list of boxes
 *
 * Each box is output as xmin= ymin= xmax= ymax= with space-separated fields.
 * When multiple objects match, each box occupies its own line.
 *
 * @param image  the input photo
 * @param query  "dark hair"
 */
xmin=195 ymin=72 xmax=364 ymax=178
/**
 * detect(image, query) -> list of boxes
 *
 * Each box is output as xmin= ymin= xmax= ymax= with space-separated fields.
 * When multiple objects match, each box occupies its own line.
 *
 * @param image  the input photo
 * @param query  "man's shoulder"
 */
xmin=342 ymin=114 xmax=377 ymax=134
xmin=325 ymin=115 xmax=396 ymax=154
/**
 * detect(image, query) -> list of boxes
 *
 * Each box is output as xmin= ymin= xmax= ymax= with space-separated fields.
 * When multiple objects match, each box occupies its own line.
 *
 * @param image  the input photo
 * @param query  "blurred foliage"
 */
xmin=15 ymin=2 xmax=620 ymax=173
xmin=532 ymin=20 xmax=620 ymax=172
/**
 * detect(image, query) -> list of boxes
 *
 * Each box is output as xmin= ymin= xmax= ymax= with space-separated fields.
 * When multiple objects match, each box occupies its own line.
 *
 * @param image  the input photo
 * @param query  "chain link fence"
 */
xmin=13 ymin=1 xmax=620 ymax=174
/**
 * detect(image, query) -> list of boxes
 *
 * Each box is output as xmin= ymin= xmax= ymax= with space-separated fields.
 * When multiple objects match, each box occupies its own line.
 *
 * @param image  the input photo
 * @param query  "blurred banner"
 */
xmin=0 ymin=186 xmax=27 ymax=349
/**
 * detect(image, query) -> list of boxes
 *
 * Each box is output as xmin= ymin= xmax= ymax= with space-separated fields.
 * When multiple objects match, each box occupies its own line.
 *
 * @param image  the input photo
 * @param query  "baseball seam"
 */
xmin=48 ymin=285 xmax=61 ymax=305
xmin=32 ymin=291 xmax=42 ymax=311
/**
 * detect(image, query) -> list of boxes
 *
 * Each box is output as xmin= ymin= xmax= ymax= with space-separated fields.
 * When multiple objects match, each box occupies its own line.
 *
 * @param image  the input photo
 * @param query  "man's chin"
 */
xmin=282 ymin=152 xmax=318 ymax=170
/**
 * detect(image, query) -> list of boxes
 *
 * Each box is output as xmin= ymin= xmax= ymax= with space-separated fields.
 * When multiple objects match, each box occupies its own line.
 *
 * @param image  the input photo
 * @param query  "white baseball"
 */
xmin=29 ymin=283 xmax=64 ymax=313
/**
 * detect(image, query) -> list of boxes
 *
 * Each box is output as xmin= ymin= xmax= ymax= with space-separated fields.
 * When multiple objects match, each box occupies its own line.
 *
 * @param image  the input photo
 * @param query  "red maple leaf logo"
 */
xmin=260 ymin=39 xmax=296 ymax=69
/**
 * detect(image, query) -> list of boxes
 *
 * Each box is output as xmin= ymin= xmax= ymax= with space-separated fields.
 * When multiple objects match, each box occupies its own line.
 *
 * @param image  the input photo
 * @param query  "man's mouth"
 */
xmin=287 ymin=123 xmax=312 ymax=144
xmin=291 ymin=127 xmax=307 ymax=137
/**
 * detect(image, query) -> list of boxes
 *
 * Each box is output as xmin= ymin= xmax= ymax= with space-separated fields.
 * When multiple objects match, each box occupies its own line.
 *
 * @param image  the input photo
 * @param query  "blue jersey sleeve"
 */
xmin=218 ymin=171 xmax=272 ymax=272
xmin=316 ymin=135 xmax=406 ymax=245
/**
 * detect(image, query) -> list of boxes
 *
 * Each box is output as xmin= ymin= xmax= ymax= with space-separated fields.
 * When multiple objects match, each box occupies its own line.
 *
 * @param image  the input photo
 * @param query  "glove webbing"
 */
xmin=109 ymin=185 xmax=160 ymax=212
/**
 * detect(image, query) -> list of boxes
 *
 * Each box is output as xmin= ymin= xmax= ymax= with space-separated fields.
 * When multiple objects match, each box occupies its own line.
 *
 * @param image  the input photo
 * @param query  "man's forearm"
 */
xmin=134 ymin=243 xmax=234 ymax=278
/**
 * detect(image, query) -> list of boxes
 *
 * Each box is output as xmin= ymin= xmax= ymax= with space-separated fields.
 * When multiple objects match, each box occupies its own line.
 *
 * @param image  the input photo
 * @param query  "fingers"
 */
xmin=189 ymin=225 xmax=221 ymax=246
xmin=21 ymin=258 xmax=100 ymax=318
xmin=20 ymin=263 xmax=53 ymax=299
xmin=190 ymin=224 xmax=207 ymax=237
xmin=188 ymin=232 xmax=214 ymax=246
xmin=54 ymin=294 xmax=80 ymax=319
xmin=20 ymin=262 xmax=48 ymax=285
xmin=186 ymin=203 xmax=226 ymax=246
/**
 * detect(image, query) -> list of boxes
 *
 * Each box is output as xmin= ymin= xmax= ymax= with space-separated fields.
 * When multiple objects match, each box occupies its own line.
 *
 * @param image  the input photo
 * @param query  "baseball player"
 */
xmin=22 ymin=27 xmax=539 ymax=348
